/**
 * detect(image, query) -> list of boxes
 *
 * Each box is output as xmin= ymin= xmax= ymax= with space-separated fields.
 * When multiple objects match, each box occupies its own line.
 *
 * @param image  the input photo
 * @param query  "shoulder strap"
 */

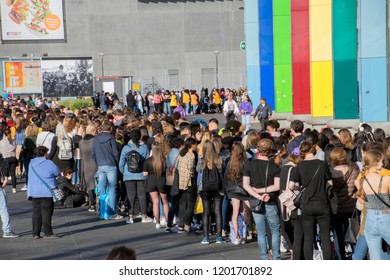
xmin=286 ymin=165 xmax=293 ymax=190
xmin=264 ymin=161 xmax=270 ymax=192
xmin=365 ymin=177 xmax=390 ymax=208
xmin=31 ymin=165 xmax=53 ymax=193
xmin=41 ymin=132 xmax=51 ymax=146
xmin=172 ymin=154 xmax=180 ymax=168
xmin=301 ymin=163 xmax=321 ymax=190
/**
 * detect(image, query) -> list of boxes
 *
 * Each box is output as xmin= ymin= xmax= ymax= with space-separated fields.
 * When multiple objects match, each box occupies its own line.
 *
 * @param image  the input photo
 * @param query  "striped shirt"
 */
xmin=14 ymin=129 xmax=26 ymax=146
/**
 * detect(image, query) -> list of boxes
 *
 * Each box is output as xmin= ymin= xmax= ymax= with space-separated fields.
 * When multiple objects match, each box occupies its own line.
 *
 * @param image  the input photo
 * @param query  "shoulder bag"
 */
xmin=278 ymin=166 xmax=296 ymax=221
xmin=166 ymin=154 xmax=180 ymax=187
xmin=31 ymin=165 xmax=64 ymax=202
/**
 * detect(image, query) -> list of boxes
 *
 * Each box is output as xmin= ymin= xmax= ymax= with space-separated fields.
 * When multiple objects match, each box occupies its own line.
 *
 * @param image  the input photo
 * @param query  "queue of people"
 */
xmin=0 ymin=91 xmax=389 ymax=261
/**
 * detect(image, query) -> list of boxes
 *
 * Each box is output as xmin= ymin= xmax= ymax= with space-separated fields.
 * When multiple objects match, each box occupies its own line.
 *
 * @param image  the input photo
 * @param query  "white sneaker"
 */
xmin=155 ymin=223 xmax=161 ymax=229
xmin=280 ymin=236 xmax=288 ymax=253
xmin=160 ymin=219 xmax=167 ymax=228
xmin=12 ymin=188 xmax=16 ymax=193
xmin=142 ymin=216 xmax=153 ymax=223
xmin=21 ymin=184 xmax=27 ymax=191
xmin=126 ymin=217 xmax=134 ymax=224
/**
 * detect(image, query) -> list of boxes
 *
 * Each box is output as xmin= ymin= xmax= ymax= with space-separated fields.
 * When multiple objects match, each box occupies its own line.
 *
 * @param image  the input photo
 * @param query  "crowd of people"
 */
xmin=0 ymin=89 xmax=389 ymax=260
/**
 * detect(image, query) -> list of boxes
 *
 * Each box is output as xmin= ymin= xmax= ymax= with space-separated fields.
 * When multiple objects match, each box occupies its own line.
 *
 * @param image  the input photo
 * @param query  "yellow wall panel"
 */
xmin=311 ymin=61 xmax=334 ymax=117
xmin=310 ymin=0 xmax=331 ymax=6
xmin=310 ymin=3 xmax=332 ymax=61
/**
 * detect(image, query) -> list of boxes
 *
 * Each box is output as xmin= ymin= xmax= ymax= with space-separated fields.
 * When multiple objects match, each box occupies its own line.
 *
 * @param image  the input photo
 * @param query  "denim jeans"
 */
xmin=241 ymin=114 xmax=251 ymax=133
xmin=364 ymin=209 xmax=390 ymax=260
xmin=252 ymin=204 xmax=281 ymax=260
xmin=185 ymin=103 xmax=190 ymax=115
xmin=221 ymin=195 xmax=229 ymax=231
xmin=97 ymin=165 xmax=118 ymax=216
xmin=163 ymin=102 xmax=171 ymax=115
xmin=0 ymin=188 xmax=12 ymax=234
xmin=192 ymin=105 xmax=198 ymax=114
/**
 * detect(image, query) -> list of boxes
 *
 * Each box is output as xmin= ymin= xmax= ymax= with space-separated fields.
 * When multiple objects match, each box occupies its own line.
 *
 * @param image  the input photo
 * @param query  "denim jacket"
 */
xmin=119 ymin=141 xmax=149 ymax=181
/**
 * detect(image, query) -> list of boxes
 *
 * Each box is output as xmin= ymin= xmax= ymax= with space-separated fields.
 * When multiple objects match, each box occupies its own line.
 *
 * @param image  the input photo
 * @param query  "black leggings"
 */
xmin=201 ymin=191 xmax=223 ymax=237
xmin=5 ymin=157 xmax=17 ymax=189
xmin=178 ymin=186 xmax=197 ymax=228
xmin=125 ymin=180 xmax=147 ymax=216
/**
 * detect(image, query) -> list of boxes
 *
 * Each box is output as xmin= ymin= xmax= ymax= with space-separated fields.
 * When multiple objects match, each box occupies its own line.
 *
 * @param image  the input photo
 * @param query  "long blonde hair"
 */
xmin=198 ymin=130 xmax=212 ymax=157
xmin=201 ymin=140 xmax=222 ymax=170
xmin=148 ymin=142 xmax=165 ymax=177
xmin=357 ymin=150 xmax=384 ymax=199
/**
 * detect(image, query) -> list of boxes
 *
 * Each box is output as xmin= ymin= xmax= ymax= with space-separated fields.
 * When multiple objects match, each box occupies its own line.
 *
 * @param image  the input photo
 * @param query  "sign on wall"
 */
xmin=0 ymin=0 xmax=66 ymax=42
xmin=3 ymin=60 xmax=42 ymax=94
xmin=41 ymin=58 xmax=93 ymax=98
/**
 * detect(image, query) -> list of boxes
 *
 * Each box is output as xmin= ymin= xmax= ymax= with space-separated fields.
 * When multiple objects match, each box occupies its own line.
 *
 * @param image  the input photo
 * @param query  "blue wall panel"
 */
xmin=247 ymin=66 xmax=261 ymax=108
xmin=259 ymin=0 xmax=275 ymax=109
xmin=360 ymin=58 xmax=388 ymax=122
xmin=245 ymin=0 xmax=259 ymax=23
xmin=246 ymin=23 xmax=260 ymax=67
xmin=360 ymin=0 xmax=387 ymax=58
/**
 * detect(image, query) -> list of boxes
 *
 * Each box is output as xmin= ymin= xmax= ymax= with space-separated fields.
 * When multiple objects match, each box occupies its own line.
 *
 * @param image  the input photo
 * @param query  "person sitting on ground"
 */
xmin=56 ymin=167 xmax=86 ymax=209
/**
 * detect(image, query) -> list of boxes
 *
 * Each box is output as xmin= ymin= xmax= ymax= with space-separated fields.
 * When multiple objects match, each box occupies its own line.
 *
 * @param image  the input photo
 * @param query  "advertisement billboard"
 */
xmin=41 ymin=58 xmax=93 ymax=98
xmin=0 ymin=0 xmax=66 ymax=42
xmin=3 ymin=60 xmax=42 ymax=94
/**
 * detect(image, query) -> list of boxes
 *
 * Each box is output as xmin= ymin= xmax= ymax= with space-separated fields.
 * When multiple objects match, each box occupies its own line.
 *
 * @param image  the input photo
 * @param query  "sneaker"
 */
xmin=177 ymin=228 xmax=184 ymax=234
xmin=160 ymin=219 xmax=167 ymax=228
xmin=12 ymin=188 xmax=16 ymax=193
xmin=21 ymin=184 xmax=27 ymax=191
xmin=165 ymin=227 xmax=172 ymax=233
xmin=109 ymin=214 xmax=124 ymax=220
xmin=142 ymin=216 xmax=153 ymax=223
xmin=126 ymin=217 xmax=134 ymax=224
xmin=156 ymin=223 xmax=161 ymax=229
xmin=33 ymin=235 xmax=40 ymax=239
xmin=3 ymin=231 xmax=19 ymax=238
xmin=201 ymin=237 xmax=210 ymax=244
xmin=88 ymin=206 xmax=96 ymax=212
xmin=280 ymin=236 xmax=289 ymax=253
xmin=233 ymin=238 xmax=241 ymax=245
xmin=221 ymin=229 xmax=227 ymax=237
xmin=216 ymin=236 xmax=226 ymax=244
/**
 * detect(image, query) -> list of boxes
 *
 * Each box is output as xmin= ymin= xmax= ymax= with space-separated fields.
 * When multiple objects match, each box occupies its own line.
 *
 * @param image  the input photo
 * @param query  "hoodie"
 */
xmin=92 ymin=132 xmax=119 ymax=166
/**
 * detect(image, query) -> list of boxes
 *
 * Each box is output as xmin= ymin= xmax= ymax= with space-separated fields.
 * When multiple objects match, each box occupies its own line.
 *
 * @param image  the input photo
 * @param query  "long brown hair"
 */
xmin=148 ymin=142 xmax=165 ymax=177
xmin=201 ymin=140 xmax=222 ymax=170
xmin=226 ymin=142 xmax=247 ymax=181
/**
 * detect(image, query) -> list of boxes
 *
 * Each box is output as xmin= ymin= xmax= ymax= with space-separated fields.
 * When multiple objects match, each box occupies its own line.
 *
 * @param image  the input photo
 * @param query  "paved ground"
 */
xmin=0 ymin=114 xmax=292 ymax=260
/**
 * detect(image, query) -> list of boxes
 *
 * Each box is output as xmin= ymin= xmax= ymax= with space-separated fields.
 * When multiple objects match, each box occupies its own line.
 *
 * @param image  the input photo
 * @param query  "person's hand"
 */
xmin=262 ymin=193 xmax=270 ymax=202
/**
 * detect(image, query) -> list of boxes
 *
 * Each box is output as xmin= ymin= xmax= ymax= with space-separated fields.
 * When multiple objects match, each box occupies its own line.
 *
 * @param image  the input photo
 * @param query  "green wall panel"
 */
xmin=273 ymin=0 xmax=290 ymax=15
xmin=333 ymin=60 xmax=359 ymax=119
xmin=275 ymin=64 xmax=293 ymax=112
xmin=273 ymin=15 xmax=292 ymax=64
xmin=333 ymin=0 xmax=357 ymax=60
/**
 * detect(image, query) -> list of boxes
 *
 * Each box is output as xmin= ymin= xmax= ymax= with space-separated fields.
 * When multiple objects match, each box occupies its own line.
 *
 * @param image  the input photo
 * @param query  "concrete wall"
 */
xmin=0 ymin=0 xmax=246 ymax=92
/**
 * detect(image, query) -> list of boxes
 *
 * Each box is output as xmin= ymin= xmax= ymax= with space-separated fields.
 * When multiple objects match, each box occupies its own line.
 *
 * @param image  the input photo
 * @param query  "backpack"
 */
xmin=58 ymin=137 xmax=73 ymax=160
xmin=202 ymin=166 xmax=221 ymax=192
xmin=126 ymin=149 xmax=144 ymax=173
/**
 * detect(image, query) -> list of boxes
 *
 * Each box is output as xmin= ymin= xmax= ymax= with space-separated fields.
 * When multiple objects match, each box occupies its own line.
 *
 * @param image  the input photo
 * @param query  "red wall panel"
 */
xmin=292 ymin=63 xmax=311 ymax=114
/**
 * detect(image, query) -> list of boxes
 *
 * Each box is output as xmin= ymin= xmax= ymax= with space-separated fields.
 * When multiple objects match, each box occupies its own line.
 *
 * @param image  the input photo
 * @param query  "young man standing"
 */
xmin=253 ymin=97 xmax=272 ymax=131
xmin=287 ymin=120 xmax=306 ymax=154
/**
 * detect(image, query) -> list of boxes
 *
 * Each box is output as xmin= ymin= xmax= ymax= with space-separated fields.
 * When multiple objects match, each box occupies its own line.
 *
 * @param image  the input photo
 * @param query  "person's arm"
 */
xmin=143 ymin=160 xmax=149 ymax=177
xmin=267 ymin=104 xmax=272 ymax=118
xmin=253 ymin=105 xmax=259 ymax=118
xmin=48 ymin=135 xmax=57 ymax=160
xmin=118 ymin=146 xmax=127 ymax=175
xmin=243 ymin=176 xmax=269 ymax=201
xmin=253 ymin=177 xmax=280 ymax=193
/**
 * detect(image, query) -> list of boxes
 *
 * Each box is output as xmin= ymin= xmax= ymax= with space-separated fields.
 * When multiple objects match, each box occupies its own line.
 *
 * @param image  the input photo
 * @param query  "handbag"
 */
xmin=166 ymin=154 xmax=179 ymax=187
xmin=194 ymin=195 xmax=204 ymax=214
xmin=278 ymin=166 xmax=296 ymax=210
xmin=232 ymin=180 xmax=248 ymax=196
xmin=344 ymin=208 xmax=360 ymax=244
xmin=293 ymin=164 xmax=321 ymax=209
xmin=31 ymin=165 xmax=64 ymax=202
xmin=250 ymin=162 xmax=269 ymax=214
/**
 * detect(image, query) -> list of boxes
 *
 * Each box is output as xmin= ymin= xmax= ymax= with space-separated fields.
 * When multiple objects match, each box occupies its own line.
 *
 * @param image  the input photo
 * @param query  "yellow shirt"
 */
xmin=191 ymin=94 xmax=198 ymax=106
xmin=170 ymin=94 xmax=177 ymax=107
xmin=182 ymin=93 xmax=190 ymax=103
xmin=214 ymin=92 xmax=221 ymax=104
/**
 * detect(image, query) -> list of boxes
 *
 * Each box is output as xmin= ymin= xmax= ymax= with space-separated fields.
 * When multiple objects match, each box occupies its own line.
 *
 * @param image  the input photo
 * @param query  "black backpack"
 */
xmin=202 ymin=166 xmax=221 ymax=192
xmin=126 ymin=149 xmax=144 ymax=173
